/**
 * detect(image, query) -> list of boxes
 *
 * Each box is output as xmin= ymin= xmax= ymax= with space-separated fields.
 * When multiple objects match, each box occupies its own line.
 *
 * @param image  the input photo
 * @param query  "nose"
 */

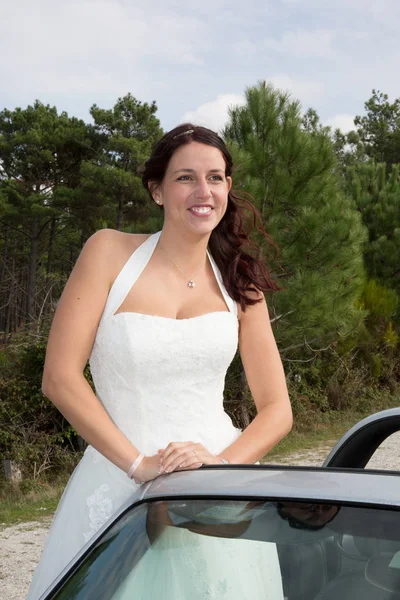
xmin=194 ymin=179 xmax=212 ymax=199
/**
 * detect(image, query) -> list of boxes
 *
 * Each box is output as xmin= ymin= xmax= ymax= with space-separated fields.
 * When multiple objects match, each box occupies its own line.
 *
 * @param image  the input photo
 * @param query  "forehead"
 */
xmin=167 ymin=141 xmax=226 ymax=171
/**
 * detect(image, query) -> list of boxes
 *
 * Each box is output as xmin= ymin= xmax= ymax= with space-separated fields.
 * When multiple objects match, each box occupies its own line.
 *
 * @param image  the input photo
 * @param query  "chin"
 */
xmin=185 ymin=213 xmax=222 ymax=235
xmin=187 ymin=221 xmax=218 ymax=237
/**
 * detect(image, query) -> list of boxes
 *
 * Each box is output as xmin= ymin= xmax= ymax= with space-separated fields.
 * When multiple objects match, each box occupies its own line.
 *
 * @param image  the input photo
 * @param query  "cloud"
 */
xmin=264 ymin=29 xmax=335 ymax=58
xmin=269 ymin=75 xmax=323 ymax=106
xmin=0 ymin=0 xmax=207 ymax=102
xmin=1 ymin=0 xmax=400 ymax=134
xmin=325 ymin=114 xmax=356 ymax=133
xmin=181 ymin=94 xmax=246 ymax=133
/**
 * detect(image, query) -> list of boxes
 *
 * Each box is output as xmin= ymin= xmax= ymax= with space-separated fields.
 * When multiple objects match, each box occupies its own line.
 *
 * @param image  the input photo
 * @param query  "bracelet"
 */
xmin=127 ymin=453 xmax=145 ymax=480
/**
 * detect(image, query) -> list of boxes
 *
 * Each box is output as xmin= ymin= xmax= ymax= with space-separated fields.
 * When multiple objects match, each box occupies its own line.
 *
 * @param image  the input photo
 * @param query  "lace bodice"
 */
xmin=88 ymin=231 xmax=241 ymax=457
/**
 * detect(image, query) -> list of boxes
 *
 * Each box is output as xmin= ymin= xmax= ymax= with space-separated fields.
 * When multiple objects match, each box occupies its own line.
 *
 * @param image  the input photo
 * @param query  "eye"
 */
xmin=177 ymin=175 xmax=193 ymax=181
xmin=209 ymin=174 xmax=223 ymax=181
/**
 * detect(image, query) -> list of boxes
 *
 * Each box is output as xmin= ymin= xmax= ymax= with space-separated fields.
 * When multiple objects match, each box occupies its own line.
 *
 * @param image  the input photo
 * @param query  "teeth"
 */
xmin=191 ymin=207 xmax=211 ymax=213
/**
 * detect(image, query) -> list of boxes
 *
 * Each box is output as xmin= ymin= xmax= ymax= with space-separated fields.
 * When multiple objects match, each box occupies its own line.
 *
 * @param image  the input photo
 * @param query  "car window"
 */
xmin=47 ymin=499 xmax=400 ymax=600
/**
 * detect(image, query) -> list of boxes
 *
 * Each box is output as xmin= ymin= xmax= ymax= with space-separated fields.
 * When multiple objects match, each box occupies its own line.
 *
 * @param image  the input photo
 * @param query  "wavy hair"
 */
xmin=139 ymin=123 xmax=279 ymax=310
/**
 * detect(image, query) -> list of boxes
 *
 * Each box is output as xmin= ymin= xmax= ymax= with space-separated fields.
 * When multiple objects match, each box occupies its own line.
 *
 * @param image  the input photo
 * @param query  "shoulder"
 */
xmin=83 ymin=229 xmax=150 ymax=255
xmin=81 ymin=229 xmax=153 ymax=283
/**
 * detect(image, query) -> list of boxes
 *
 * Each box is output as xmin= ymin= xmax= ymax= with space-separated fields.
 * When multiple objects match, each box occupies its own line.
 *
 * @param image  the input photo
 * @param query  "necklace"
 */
xmin=159 ymin=243 xmax=205 ymax=288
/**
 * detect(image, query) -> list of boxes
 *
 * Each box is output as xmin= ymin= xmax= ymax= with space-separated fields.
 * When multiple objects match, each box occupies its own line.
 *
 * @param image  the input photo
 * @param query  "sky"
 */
xmin=1 ymin=0 xmax=400 ymax=134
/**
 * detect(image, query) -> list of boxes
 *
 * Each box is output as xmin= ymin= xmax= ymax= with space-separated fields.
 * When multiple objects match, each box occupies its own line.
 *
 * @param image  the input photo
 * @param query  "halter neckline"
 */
xmin=100 ymin=231 xmax=238 ymax=323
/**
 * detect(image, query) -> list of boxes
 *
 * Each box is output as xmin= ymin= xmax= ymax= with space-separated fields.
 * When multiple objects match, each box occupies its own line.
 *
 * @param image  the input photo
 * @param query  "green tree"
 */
xmin=348 ymin=90 xmax=400 ymax=169
xmin=345 ymin=162 xmax=400 ymax=299
xmin=301 ymin=107 xmax=365 ymax=174
xmin=0 ymin=101 xmax=93 ymax=327
xmin=81 ymin=94 xmax=163 ymax=231
xmin=224 ymin=82 xmax=367 ymax=359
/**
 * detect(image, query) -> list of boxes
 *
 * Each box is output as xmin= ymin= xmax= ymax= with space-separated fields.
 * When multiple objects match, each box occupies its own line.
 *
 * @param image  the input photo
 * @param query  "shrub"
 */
xmin=0 ymin=339 xmax=85 ymax=480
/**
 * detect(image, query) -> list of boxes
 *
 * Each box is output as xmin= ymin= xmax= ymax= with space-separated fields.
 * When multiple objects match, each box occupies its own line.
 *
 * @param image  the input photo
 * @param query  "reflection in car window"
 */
xmin=48 ymin=500 xmax=400 ymax=600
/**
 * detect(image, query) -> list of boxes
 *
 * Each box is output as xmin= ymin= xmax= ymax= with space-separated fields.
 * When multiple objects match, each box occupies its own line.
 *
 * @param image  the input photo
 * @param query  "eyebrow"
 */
xmin=172 ymin=168 xmax=225 ymax=174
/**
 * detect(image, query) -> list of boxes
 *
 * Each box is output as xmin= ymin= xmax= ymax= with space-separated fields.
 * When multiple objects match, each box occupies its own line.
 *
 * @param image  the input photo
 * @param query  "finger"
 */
xmin=177 ymin=460 xmax=203 ymax=470
xmin=160 ymin=444 xmax=195 ymax=466
xmin=161 ymin=442 xmax=191 ymax=462
xmin=164 ymin=450 xmax=203 ymax=473
xmin=176 ymin=462 xmax=203 ymax=472
xmin=162 ymin=450 xmax=198 ymax=473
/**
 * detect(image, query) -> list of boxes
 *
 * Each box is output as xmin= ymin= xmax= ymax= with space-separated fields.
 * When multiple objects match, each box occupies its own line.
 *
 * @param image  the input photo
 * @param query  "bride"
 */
xmin=27 ymin=124 xmax=292 ymax=599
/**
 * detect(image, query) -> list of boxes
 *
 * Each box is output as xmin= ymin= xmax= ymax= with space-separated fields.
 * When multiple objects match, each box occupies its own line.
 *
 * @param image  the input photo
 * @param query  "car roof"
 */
xmin=136 ymin=466 xmax=400 ymax=508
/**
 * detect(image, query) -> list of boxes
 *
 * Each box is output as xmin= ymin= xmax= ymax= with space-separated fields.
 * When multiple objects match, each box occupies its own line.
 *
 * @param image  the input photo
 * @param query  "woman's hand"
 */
xmin=133 ymin=454 xmax=164 ymax=483
xmin=158 ymin=442 xmax=222 ymax=474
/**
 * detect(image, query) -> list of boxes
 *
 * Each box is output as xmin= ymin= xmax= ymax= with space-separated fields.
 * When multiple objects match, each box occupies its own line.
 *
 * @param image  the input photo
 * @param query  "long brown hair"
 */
xmin=139 ymin=123 xmax=279 ymax=310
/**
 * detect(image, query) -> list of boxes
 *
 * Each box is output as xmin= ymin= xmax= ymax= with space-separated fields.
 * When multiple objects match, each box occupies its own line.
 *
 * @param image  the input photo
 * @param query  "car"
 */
xmin=40 ymin=408 xmax=400 ymax=599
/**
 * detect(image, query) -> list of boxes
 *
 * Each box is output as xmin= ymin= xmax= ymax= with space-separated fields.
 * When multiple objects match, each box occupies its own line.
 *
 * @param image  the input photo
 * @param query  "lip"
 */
xmin=187 ymin=204 xmax=214 ymax=218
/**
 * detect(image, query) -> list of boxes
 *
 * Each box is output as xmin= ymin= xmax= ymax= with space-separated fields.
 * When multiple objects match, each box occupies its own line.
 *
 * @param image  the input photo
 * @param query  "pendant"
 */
xmin=187 ymin=280 xmax=195 ymax=288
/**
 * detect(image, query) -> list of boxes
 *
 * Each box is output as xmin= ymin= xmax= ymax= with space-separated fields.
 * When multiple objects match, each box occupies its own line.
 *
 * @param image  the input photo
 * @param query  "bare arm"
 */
xmin=42 ymin=230 xmax=159 ymax=480
xmin=220 ymin=293 xmax=292 ymax=464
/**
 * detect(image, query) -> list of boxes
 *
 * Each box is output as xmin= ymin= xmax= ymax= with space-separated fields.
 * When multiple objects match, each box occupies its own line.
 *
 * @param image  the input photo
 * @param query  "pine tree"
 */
xmin=349 ymin=90 xmax=400 ymax=169
xmin=81 ymin=94 xmax=163 ymax=232
xmin=224 ymin=82 xmax=367 ymax=359
xmin=0 ymin=101 xmax=92 ymax=327
xmin=345 ymin=162 xmax=400 ymax=299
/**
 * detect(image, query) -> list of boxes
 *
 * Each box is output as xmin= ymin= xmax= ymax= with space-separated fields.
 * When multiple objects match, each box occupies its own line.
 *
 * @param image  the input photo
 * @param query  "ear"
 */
xmin=148 ymin=182 xmax=163 ymax=205
xmin=226 ymin=176 xmax=233 ymax=193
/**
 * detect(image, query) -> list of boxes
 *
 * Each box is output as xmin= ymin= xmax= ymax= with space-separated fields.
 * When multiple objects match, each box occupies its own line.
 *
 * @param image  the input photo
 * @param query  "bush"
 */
xmin=0 ymin=339 xmax=84 ymax=480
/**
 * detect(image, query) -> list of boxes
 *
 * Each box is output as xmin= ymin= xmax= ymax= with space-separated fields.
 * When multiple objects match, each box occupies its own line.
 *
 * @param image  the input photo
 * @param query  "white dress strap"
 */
xmin=100 ymin=231 xmax=237 ymax=321
xmin=207 ymin=250 xmax=238 ymax=317
xmin=101 ymin=231 xmax=161 ymax=320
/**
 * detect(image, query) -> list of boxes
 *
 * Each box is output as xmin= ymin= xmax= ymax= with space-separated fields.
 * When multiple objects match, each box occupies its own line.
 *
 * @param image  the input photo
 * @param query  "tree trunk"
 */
xmin=3 ymin=459 xmax=22 ymax=482
xmin=46 ymin=216 xmax=56 ymax=283
xmin=45 ymin=216 xmax=57 ymax=315
xmin=116 ymin=193 xmax=124 ymax=231
xmin=0 ymin=223 xmax=8 ymax=292
xmin=0 ymin=224 xmax=9 ymax=333
xmin=26 ymin=216 xmax=39 ymax=324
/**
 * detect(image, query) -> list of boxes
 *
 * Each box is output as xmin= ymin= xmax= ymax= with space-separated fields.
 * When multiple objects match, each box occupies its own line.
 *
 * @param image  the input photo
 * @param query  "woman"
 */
xmin=27 ymin=124 xmax=292 ymax=599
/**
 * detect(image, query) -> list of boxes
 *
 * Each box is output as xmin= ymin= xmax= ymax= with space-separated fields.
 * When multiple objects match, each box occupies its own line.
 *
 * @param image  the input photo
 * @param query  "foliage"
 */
xmin=360 ymin=279 xmax=398 ymax=319
xmin=0 ymin=337 xmax=86 ymax=478
xmin=80 ymin=94 xmax=163 ymax=231
xmin=0 ymin=95 xmax=162 ymax=337
xmin=349 ymin=90 xmax=400 ymax=169
xmin=0 ymin=101 xmax=96 ymax=328
xmin=224 ymin=82 xmax=367 ymax=358
xmin=345 ymin=162 xmax=400 ymax=303
xmin=301 ymin=107 xmax=366 ymax=174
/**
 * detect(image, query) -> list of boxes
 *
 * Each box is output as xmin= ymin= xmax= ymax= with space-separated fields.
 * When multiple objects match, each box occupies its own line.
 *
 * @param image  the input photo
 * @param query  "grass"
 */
xmin=268 ymin=388 xmax=400 ymax=459
xmin=0 ymin=477 xmax=68 ymax=529
xmin=267 ymin=411 xmax=363 ymax=459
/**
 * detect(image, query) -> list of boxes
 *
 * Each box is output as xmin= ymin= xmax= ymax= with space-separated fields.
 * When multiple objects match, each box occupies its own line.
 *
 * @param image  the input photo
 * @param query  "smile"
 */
xmin=188 ymin=206 xmax=214 ymax=216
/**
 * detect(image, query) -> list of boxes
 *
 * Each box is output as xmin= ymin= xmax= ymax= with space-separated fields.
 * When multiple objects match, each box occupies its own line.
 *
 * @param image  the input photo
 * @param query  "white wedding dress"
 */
xmin=27 ymin=231 xmax=283 ymax=600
